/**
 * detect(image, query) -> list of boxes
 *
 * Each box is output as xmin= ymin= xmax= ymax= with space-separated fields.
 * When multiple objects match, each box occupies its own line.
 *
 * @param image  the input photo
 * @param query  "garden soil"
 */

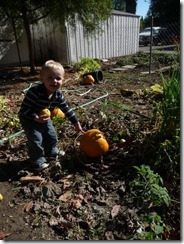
xmin=0 ymin=60 xmax=180 ymax=240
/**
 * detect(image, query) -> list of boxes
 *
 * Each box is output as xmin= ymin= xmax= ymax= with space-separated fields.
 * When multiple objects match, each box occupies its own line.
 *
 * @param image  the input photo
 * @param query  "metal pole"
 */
xmin=149 ymin=15 xmax=153 ymax=75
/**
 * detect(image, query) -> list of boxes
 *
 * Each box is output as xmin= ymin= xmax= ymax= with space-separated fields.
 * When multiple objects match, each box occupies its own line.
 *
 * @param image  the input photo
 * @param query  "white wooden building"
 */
xmin=0 ymin=10 xmax=140 ymax=66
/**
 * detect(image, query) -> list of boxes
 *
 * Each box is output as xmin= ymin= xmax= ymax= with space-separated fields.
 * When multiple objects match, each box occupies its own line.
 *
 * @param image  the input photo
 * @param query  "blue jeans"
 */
xmin=19 ymin=115 xmax=59 ymax=167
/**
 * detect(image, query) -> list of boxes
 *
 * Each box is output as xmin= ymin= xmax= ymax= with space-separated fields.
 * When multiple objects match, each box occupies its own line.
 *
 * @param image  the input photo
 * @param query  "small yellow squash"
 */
xmin=39 ymin=108 xmax=51 ymax=117
xmin=51 ymin=107 xmax=66 ymax=119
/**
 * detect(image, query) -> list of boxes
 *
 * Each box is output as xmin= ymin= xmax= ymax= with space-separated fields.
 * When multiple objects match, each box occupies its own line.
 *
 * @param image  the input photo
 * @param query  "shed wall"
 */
xmin=65 ymin=11 xmax=140 ymax=63
xmin=0 ymin=11 xmax=140 ymax=66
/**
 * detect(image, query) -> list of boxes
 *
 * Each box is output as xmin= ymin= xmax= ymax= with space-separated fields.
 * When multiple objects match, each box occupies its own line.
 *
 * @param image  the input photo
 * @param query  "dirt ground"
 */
xmin=0 ymin=60 xmax=180 ymax=240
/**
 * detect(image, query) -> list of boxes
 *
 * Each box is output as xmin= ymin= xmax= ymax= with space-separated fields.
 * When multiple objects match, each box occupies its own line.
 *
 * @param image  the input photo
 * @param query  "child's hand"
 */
xmin=75 ymin=122 xmax=85 ymax=133
xmin=34 ymin=115 xmax=50 ymax=123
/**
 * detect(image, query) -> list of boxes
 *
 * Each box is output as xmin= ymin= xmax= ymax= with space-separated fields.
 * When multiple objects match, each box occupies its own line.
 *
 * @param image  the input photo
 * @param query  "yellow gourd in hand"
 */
xmin=39 ymin=108 xmax=51 ymax=117
xmin=0 ymin=194 xmax=3 ymax=201
xmin=51 ymin=107 xmax=66 ymax=119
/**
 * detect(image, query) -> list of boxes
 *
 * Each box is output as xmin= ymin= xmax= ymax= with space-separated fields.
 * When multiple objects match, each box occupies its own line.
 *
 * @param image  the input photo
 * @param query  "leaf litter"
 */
xmin=0 ymin=62 xmax=180 ymax=240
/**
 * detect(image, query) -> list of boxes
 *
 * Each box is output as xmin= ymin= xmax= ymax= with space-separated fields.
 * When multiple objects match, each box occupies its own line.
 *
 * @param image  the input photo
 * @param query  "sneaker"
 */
xmin=34 ymin=162 xmax=49 ymax=172
xmin=55 ymin=150 xmax=66 ymax=160
xmin=48 ymin=150 xmax=65 ymax=160
xmin=57 ymin=150 xmax=65 ymax=157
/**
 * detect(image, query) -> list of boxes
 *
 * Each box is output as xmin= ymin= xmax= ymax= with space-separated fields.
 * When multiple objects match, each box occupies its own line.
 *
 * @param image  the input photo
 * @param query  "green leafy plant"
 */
xmin=89 ymin=222 xmax=106 ymax=239
xmin=150 ymin=68 xmax=180 ymax=184
xmin=106 ymin=101 xmax=131 ymax=124
xmin=75 ymin=57 xmax=101 ymax=78
xmin=0 ymin=95 xmax=22 ymax=139
xmin=149 ymin=68 xmax=180 ymax=137
xmin=0 ymin=95 xmax=9 ymax=110
xmin=129 ymin=165 xmax=170 ymax=207
xmin=112 ymin=129 xmax=129 ymax=142
xmin=150 ymin=84 xmax=163 ymax=93
xmin=52 ymin=116 xmax=66 ymax=127
xmin=130 ymin=213 xmax=170 ymax=240
xmin=160 ymin=69 xmax=180 ymax=135
xmin=116 ymin=52 xmax=179 ymax=68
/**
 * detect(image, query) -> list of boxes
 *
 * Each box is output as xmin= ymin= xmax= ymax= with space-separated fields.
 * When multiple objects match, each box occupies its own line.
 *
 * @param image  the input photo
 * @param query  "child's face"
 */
xmin=40 ymin=67 xmax=64 ymax=94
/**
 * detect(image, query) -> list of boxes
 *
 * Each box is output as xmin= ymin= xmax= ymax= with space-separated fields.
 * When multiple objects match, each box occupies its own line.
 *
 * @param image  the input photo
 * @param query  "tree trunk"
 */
xmin=125 ymin=0 xmax=137 ymax=14
xmin=21 ymin=5 xmax=36 ymax=74
xmin=11 ymin=17 xmax=23 ymax=72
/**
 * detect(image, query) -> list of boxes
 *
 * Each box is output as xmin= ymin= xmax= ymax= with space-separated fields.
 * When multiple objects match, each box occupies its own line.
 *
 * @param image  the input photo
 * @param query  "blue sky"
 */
xmin=136 ymin=0 xmax=150 ymax=18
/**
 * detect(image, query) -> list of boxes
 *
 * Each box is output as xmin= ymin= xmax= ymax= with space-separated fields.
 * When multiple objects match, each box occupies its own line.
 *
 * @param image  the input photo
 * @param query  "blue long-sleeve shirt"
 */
xmin=18 ymin=83 xmax=78 ymax=124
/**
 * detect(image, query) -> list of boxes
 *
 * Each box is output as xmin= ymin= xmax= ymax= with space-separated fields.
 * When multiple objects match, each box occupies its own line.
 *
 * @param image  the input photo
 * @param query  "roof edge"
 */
xmin=112 ymin=9 xmax=140 ymax=18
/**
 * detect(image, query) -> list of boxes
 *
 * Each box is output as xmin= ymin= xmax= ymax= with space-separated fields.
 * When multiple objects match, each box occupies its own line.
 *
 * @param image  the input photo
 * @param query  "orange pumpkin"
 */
xmin=80 ymin=129 xmax=109 ymax=158
xmin=51 ymin=107 xmax=66 ymax=119
xmin=83 ymin=75 xmax=95 ymax=85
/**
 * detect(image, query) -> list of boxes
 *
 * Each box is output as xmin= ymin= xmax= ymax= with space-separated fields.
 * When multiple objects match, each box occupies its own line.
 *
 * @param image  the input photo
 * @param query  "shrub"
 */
xmin=75 ymin=57 xmax=101 ymax=78
xmin=129 ymin=165 xmax=170 ymax=207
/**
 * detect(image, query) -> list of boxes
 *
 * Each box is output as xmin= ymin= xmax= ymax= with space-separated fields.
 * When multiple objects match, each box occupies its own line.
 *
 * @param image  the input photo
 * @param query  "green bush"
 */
xmin=151 ymin=68 xmax=180 ymax=183
xmin=75 ymin=57 xmax=101 ymax=78
xmin=129 ymin=165 xmax=170 ymax=207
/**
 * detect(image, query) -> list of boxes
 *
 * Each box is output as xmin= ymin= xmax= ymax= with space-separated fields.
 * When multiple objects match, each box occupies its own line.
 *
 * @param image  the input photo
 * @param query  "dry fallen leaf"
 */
xmin=49 ymin=218 xmax=59 ymax=227
xmin=111 ymin=204 xmax=120 ymax=219
xmin=70 ymin=199 xmax=81 ymax=210
xmin=59 ymin=217 xmax=71 ymax=228
xmin=59 ymin=178 xmax=72 ymax=189
xmin=0 ymin=231 xmax=12 ymax=240
xmin=58 ymin=175 xmax=74 ymax=189
xmin=19 ymin=176 xmax=45 ymax=184
xmin=105 ymin=231 xmax=114 ymax=240
xmin=75 ymin=194 xmax=84 ymax=201
xmin=23 ymin=201 xmax=34 ymax=212
xmin=120 ymin=89 xmax=134 ymax=97
xmin=58 ymin=190 xmax=73 ymax=202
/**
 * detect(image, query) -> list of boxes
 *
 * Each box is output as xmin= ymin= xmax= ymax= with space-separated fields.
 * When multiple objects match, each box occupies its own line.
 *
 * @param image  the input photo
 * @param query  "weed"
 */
xmin=0 ymin=95 xmax=22 ymax=140
xmin=52 ymin=116 xmax=66 ymax=127
xmin=88 ymin=222 xmax=106 ymax=239
xmin=0 ymin=95 xmax=9 ymax=110
xmin=112 ymin=128 xmax=130 ymax=142
xmin=75 ymin=57 xmax=101 ymax=79
xmin=129 ymin=165 xmax=170 ymax=207
xmin=75 ymin=106 xmax=88 ymax=121
xmin=130 ymin=213 xmax=170 ymax=240
xmin=149 ymin=68 xmax=180 ymax=183
xmin=160 ymin=69 xmax=180 ymax=135
xmin=116 ymin=51 xmax=179 ymax=69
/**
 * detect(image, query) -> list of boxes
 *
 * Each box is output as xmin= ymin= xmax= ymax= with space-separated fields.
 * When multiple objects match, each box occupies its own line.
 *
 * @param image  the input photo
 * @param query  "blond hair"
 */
xmin=40 ymin=60 xmax=64 ymax=76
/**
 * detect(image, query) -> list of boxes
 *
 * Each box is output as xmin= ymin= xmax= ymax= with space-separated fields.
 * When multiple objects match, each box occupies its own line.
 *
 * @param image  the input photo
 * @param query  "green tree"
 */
xmin=139 ymin=17 xmax=144 ymax=31
xmin=148 ymin=0 xmax=180 ymax=25
xmin=125 ymin=0 xmax=137 ymax=14
xmin=113 ymin=0 xmax=126 ymax=11
xmin=113 ymin=0 xmax=137 ymax=13
xmin=0 ymin=0 xmax=113 ymax=73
